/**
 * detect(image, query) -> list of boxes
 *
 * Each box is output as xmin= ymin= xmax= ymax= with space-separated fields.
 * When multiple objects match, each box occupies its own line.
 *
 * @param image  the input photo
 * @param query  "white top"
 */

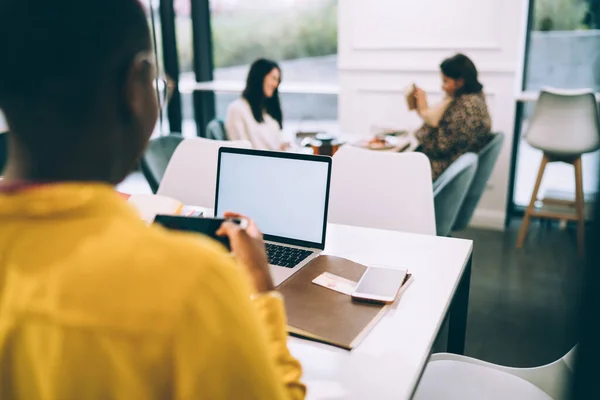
xmin=288 ymin=223 xmax=473 ymax=400
xmin=225 ymin=98 xmax=283 ymax=150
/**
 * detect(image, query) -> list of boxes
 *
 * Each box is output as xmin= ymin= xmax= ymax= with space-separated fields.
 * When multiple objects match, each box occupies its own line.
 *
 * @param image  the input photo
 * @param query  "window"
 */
xmin=142 ymin=0 xmax=170 ymax=137
xmin=174 ymin=0 xmax=195 ymax=136
xmin=175 ymin=0 xmax=339 ymax=138
xmin=512 ymin=0 xmax=599 ymax=209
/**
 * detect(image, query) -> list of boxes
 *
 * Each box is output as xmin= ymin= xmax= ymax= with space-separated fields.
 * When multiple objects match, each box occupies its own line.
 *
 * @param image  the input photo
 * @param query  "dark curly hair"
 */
xmin=440 ymin=53 xmax=483 ymax=95
xmin=242 ymin=58 xmax=283 ymax=129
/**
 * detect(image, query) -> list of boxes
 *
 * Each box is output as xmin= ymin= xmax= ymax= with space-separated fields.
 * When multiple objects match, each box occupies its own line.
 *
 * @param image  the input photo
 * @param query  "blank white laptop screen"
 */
xmin=215 ymin=151 xmax=330 ymax=245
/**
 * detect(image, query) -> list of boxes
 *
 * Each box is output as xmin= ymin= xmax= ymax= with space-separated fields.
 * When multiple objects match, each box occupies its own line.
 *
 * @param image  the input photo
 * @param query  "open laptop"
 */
xmin=214 ymin=147 xmax=332 ymax=286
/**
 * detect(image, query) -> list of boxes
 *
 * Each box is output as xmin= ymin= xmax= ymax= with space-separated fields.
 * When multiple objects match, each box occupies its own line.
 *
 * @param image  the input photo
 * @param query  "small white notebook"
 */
xmin=127 ymin=194 xmax=183 ymax=223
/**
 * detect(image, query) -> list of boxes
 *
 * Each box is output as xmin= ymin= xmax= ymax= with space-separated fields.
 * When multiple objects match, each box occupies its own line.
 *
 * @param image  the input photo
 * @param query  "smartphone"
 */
xmin=405 ymin=83 xmax=418 ymax=110
xmin=153 ymin=215 xmax=244 ymax=251
xmin=351 ymin=267 xmax=408 ymax=304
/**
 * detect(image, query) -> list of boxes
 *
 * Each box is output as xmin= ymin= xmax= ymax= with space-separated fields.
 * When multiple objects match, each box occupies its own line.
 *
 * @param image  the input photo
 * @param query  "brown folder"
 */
xmin=277 ymin=255 xmax=408 ymax=350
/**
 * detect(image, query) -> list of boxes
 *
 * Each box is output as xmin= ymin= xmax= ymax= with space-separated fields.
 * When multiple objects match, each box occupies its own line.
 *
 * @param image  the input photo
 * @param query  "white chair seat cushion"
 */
xmin=413 ymin=360 xmax=554 ymax=400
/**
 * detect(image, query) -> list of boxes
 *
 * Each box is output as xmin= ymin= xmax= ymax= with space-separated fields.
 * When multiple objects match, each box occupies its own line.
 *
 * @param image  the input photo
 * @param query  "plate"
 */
xmin=353 ymin=139 xmax=397 ymax=151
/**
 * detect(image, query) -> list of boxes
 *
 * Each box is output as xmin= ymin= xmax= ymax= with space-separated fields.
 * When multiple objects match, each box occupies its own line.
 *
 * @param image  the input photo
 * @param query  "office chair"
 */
xmin=140 ymin=134 xmax=185 ymax=193
xmin=433 ymin=153 xmax=478 ymax=237
xmin=453 ymin=132 xmax=505 ymax=231
xmin=206 ymin=118 xmax=227 ymax=141
xmin=415 ymin=346 xmax=576 ymax=399
xmin=157 ymin=137 xmax=251 ymax=208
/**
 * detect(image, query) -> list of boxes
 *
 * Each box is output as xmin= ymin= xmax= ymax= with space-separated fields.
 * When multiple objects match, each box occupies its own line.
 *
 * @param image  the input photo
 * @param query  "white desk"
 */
xmin=291 ymin=223 xmax=473 ymax=400
xmin=138 ymin=203 xmax=473 ymax=399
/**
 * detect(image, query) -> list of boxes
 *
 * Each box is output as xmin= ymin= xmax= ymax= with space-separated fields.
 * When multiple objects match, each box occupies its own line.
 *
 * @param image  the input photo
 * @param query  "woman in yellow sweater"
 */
xmin=0 ymin=1 xmax=304 ymax=399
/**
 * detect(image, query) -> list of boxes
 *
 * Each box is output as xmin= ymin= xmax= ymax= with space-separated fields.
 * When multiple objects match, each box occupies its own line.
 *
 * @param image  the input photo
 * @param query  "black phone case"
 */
xmin=153 ymin=215 xmax=238 ymax=250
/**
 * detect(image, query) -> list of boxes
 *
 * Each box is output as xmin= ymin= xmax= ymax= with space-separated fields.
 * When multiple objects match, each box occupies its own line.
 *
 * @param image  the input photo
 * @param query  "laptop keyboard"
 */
xmin=266 ymin=243 xmax=313 ymax=269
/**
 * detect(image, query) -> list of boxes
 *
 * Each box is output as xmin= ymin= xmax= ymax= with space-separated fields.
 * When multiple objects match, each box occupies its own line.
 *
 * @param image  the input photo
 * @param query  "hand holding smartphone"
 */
xmin=216 ymin=211 xmax=274 ymax=293
xmin=153 ymin=212 xmax=274 ymax=293
xmin=153 ymin=215 xmax=244 ymax=250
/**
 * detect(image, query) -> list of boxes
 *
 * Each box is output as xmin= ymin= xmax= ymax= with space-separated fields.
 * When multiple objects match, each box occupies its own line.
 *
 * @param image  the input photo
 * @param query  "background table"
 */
xmin=290 ymin=131 xmax=419 ymax=155
xmin=516 ymin=91 xmax=600 ymax=103
xmin=290 ymin=223 xmax=473 ymax=400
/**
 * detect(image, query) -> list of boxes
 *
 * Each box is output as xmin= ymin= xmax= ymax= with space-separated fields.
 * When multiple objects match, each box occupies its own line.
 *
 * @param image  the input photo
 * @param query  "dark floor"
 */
xmin=435 ymin=220 xmax=583 ymax=368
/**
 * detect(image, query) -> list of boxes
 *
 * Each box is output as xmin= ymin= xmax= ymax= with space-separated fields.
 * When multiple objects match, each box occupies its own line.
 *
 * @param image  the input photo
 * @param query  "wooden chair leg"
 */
xmin=574 ymin=157 xmax=585 ymax=258
xmin=516 ymin=154 xmax=549 ymax=249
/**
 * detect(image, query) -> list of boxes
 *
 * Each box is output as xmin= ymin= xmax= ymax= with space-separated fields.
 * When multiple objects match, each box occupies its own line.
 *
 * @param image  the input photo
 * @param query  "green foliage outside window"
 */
xmin=534 ymin=0 xmax=591 ymax=30
xmin=176 ymin=0 xmax=337 ymax=72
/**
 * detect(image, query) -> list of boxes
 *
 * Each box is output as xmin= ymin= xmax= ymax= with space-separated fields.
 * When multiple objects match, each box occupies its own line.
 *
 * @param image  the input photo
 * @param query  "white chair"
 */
xmin=516 ymin=88 xmax=600 ymax=257
xmin=328 ymin=145 xmax=436 ymax=235
xmin=157 ymin=137 xmax=251 ymax=208
xmin=414 ymin=346 xmax=576 ymax=400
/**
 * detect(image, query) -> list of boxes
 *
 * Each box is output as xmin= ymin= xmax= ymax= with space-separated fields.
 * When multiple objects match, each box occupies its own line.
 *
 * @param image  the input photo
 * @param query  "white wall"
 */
xmin=338 ymin=0 xmax=529 ymax=230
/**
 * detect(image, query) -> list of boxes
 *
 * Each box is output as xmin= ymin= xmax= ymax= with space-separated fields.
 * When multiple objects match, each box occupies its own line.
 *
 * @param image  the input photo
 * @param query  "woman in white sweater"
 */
xmin=226 ymin=59 xmax=286 ymax=150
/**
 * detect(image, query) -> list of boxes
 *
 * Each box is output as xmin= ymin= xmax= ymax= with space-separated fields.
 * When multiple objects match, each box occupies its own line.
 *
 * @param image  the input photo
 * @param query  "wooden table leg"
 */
xmin=447 ymin=254 xmax=472 ymax=355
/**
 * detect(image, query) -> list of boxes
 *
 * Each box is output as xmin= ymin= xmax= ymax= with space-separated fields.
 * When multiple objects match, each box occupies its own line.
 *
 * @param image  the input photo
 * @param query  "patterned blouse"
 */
xmin=416 ymin=92 xmax=492 ymax=181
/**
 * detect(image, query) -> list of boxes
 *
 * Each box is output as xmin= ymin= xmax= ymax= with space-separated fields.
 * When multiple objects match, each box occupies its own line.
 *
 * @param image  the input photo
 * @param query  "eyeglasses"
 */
xmin=153 ymin=76 xmax=171 ymax=111
xmin=136 ymin=52 xmax=171 ymax=111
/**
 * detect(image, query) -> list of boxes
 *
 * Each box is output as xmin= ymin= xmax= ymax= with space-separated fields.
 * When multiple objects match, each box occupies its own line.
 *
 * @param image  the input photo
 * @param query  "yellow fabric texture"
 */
xmin=0 ymin=183 xmax=305 ymax=400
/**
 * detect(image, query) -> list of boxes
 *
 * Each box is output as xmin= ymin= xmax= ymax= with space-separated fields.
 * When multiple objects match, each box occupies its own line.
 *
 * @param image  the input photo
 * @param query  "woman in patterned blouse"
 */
xmin=412 ymin=54 xmax=493 ymax=181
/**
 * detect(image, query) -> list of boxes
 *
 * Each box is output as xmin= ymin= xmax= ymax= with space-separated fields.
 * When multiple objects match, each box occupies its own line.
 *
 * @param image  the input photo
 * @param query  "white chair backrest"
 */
xmin=525 ymin=88 xmax=600 ymax=155
xmin=562 ymin=345 xmax=577 ymax=372
xmin=157 ymin=137 xmax=251 ymax=208
xmin=329 ymin=146 xmax=436 ymax=235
